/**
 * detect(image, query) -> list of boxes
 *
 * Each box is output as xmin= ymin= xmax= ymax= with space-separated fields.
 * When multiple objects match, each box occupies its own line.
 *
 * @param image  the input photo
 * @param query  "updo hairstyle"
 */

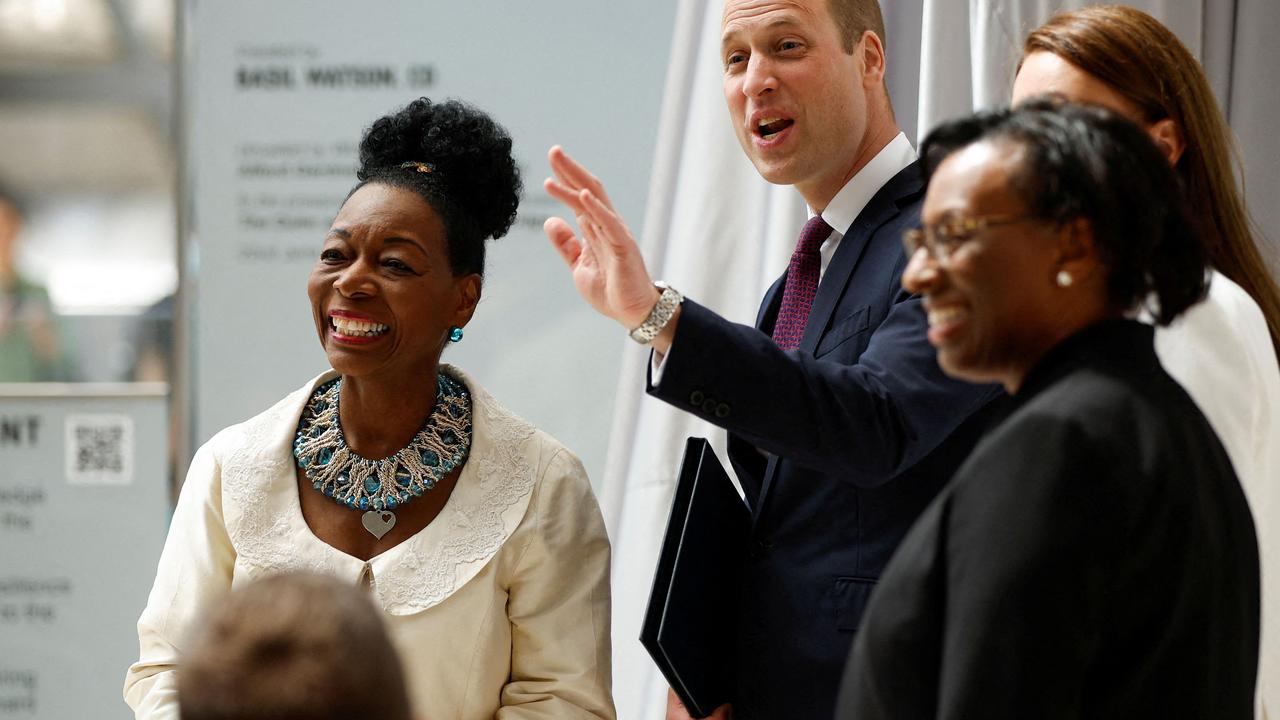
xmin=354 ymin=97 xmax=521 ymax=278
xmin=921 ymin=98 xmax=1208 ymax=325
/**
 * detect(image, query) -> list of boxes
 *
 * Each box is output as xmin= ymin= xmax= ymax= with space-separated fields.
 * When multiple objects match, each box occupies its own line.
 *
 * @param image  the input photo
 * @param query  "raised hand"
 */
xmin=543 ymin=146 xmax=663 ymax=333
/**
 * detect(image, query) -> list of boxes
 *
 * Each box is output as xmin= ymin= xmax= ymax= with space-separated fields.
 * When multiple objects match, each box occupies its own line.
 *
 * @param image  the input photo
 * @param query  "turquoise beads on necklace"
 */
xmin=292 ymin=373 xmax=472 ymax=515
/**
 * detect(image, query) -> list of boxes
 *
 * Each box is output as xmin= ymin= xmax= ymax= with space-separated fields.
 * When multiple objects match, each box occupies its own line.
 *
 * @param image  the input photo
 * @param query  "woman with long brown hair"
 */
xmin=1012 ymin=6 xmax=1279 ymax=716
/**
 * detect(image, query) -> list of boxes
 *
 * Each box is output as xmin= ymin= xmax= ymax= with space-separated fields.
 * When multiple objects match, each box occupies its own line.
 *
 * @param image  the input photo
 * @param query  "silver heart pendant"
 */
xmin=361 ymin=510 xmax=396 ymax=539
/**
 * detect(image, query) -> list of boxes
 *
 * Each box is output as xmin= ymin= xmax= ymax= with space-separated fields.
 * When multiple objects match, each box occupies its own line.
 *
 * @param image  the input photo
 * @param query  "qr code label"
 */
xmin=65 ymin=414 xmax=134 ymax=485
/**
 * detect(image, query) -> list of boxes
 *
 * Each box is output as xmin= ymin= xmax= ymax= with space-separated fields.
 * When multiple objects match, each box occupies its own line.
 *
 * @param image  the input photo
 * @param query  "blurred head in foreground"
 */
xmin=178 ymin=572 xmax=411 ymax=720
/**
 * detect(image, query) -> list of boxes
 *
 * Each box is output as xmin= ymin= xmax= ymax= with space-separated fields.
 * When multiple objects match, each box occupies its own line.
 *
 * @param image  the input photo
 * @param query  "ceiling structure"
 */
xmin=0 ymin=0 xmax=174 ymax=197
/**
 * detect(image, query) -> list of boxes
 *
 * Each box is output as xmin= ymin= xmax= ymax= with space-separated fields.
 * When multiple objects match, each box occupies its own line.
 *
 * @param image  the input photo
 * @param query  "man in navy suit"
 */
xmin=544 ymin=0 xmax=1002 ymax=717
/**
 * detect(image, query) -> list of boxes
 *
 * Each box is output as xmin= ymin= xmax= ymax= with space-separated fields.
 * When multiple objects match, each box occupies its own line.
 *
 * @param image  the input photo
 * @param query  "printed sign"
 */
xmin=186 ymin=0 xmax=678 ymax=482
xmin=0 ymin=385 xmax=167 ymax=720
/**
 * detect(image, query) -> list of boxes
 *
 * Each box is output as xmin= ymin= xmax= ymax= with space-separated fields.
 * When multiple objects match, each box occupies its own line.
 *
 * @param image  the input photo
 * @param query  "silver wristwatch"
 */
xmin=628 ymin=281 xmax=683 ymax=344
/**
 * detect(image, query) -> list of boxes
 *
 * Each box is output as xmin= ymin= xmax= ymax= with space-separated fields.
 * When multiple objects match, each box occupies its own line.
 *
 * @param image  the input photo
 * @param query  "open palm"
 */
xmin=543 ymin=146 xmax=659 ymax=330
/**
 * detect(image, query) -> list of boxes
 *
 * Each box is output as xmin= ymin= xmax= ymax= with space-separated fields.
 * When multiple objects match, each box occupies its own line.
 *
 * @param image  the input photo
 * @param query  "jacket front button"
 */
xmin=689 ymin=390 xmax=704 ymax=406
xmin=701 ymin=398 xmax=718 ymax=414
xmin=715 ymin=402 xmax=731 ymax=418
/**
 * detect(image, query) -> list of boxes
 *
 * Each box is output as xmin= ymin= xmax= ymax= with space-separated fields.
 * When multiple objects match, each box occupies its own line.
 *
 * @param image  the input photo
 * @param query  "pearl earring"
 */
xmin=1055 ymin=271 xmax=1073 ymax=288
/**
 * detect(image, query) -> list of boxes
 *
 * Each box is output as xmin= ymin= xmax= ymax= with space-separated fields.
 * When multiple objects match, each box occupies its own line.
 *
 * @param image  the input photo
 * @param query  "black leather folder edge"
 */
xmin=640 ymin=437 xmax=751 ymax=718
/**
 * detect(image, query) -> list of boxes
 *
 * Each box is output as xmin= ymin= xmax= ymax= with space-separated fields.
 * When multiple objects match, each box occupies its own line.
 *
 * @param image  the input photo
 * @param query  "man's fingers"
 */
xmin=577 ymin=211 xmax=608 ymax=262
xmin=543 ymin=217 xmax=582 ymax=267
xmin=549 ymin=145 xmax=598 ymax=189
xmin=544 ymin=177 xmax=587 ymax=214
xmin=549 ymin=145 xmax=613 ymax=206
xmin=579 ymin=189 xmax=632 ymax=254
xmin=666 ymin=688 xmax=693 ymax=720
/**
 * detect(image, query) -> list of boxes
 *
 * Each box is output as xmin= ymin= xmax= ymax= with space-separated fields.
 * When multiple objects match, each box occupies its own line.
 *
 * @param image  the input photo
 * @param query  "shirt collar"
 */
xmin=815 ymin=132 xmax=916 ymax=235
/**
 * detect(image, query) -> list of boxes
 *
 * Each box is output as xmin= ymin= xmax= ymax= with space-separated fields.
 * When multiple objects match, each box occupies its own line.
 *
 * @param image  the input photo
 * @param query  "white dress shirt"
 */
xmin=815 ymin=132 xmax=917 ymax=281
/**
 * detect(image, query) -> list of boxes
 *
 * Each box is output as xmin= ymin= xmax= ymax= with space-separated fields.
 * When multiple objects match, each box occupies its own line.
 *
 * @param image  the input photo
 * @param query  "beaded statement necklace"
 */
xmin=292 ymin=373 xmax=472 ymax=539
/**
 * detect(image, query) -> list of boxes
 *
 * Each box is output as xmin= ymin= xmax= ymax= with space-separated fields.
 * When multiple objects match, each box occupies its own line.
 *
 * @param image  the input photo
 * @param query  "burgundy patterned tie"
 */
xmin=771 ymin=215 xmax=833 ymax=350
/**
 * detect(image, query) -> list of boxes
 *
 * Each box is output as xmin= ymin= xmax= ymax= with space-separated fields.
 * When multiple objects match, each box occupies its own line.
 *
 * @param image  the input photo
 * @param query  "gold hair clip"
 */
xmin=398 ymin=161 xmax=434 ymax=173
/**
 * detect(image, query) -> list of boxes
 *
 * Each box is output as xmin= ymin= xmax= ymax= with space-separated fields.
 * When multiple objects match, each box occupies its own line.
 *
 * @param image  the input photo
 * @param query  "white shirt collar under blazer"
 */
xmin=813 ymin=132 xmax=917 ymax=280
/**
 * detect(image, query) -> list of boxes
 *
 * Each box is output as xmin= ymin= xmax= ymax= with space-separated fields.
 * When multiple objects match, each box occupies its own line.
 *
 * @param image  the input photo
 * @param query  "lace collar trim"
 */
xmin=219 ymin=365 xmax=539 ymax=615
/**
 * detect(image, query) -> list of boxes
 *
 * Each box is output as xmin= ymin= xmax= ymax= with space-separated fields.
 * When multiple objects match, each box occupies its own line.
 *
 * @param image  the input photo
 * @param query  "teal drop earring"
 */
xmin=448 ymin=326 xmax=464 ymax=343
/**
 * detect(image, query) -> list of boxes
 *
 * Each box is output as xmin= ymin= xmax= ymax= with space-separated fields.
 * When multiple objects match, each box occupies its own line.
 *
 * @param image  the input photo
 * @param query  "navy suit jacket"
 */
xmin=648 ymin=162 xmax=1005 ymax=720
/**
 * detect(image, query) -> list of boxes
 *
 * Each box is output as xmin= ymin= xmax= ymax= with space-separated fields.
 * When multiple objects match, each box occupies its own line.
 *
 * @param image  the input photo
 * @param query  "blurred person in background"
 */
xmin=129 ymin=294 xmax=173 ymax=383
xmin=125 ymin=98 xmax=615 ymax=720
xmin=1012 ymin=9 xmax=1280 ymax=713
xmin=0 ymin=182 xmax=62 ymax=382
xmin=838 ymin=100 xmax=1259 ymax=719
xmin=178 ymin=572 xmax=412 ymax=720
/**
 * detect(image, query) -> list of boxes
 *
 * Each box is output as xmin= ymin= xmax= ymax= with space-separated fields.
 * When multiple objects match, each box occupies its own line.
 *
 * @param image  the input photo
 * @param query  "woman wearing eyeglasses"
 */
xmin=836 ymin=100 xmax=1260 ymax=718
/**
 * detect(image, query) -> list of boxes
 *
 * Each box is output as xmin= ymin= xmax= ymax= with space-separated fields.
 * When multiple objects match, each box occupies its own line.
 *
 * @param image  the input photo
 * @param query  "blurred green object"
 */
xmin=0 ymin=189 xmax=66 ymax=382
xmin=0 ymin=273 xmax=63 ymax=381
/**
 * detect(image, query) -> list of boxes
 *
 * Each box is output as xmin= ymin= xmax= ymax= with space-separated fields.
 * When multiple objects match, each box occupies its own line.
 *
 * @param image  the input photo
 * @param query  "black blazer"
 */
xmin=838 ymin=320 xmax=1261 ymax=719
xmin=649 ymin=162 xmax=1004 ymax=719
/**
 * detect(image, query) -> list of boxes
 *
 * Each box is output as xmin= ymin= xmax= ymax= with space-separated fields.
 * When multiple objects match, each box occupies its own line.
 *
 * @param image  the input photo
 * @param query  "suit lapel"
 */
xmin=753 ymin=161 xmax=924 ymax=526
xmin=756 ymin=275 xmax=786 ymax=333
xmin=797 ymin=162 xmax=923 ymax=352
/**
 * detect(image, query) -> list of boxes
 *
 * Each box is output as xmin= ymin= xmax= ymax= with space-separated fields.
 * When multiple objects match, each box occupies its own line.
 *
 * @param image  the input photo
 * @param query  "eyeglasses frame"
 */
xmin=902 ymin=214 xmax=1045 ymax=264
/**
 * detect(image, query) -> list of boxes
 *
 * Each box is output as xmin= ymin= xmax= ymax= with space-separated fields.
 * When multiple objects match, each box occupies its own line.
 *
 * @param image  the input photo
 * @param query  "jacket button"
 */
xmin=689 ymin=390 xmax=704 ymax=406
xmin=715 ymin=402 xmax=730 ymax=418
xmin=701 ymin=398 xmax=718 ymax=414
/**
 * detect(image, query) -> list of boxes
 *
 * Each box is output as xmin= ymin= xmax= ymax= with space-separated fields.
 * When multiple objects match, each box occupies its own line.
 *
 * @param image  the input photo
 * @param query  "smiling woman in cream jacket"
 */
xmin=124 ymin=98 xmax=614 ymax=720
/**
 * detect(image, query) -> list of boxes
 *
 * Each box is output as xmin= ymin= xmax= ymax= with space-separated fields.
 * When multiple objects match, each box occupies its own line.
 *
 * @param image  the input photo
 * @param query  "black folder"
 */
xmin=641 ymin=437 xmax=751 ymax=718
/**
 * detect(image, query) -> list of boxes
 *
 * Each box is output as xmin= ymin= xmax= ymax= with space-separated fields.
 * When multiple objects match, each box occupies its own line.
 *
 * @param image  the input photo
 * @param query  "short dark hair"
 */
xmin=827 ymin=0 xmax=886 ymax=54
xmin=920 ymin=98 xmax=1207 ymax=324
xmin=352 ymin=97 xmax=522 ymax=278
xmin=177 ymin=572 xmax=411 ymax=720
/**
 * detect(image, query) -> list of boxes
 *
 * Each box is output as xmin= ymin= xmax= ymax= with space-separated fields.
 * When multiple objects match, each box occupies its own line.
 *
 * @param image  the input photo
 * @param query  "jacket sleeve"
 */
xmin=122 ymin=439 xmax=237 ymax=719
xmin=498 ymin=448 xmax=616 ymax=719
xmin=649 ymin=293 xmax=1001 ymax=487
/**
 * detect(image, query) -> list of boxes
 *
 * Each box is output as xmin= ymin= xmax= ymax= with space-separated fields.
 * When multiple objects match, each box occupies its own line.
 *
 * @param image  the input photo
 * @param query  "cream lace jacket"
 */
xmin=123 ymin=367 xmax=615 ymax=719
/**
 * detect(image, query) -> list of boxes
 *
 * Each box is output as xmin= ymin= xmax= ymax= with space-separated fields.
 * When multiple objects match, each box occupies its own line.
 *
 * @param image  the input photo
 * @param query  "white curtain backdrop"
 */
xmin=604 ymin=2 xmax=1279 ymax=718
xmin=600 ymin=0 xmax=804 ymax=716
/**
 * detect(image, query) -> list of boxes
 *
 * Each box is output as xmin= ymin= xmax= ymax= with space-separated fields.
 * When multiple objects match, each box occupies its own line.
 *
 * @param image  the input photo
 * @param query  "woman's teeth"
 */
xmin=927 ymin=307 xmax=965 ymax=327
xmin=331 ymin=316 xmax=389 ymax=337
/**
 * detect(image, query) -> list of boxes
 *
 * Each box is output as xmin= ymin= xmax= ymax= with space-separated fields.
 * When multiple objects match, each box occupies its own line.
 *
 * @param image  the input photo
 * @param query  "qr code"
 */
xmin=65 ymin=414 xmax=134 ymax=485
